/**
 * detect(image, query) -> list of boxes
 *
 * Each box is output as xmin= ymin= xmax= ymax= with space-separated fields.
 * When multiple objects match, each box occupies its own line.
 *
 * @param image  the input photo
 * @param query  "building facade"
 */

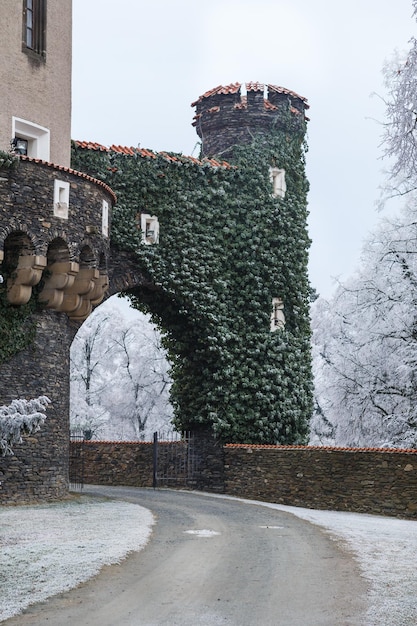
xmin=0 ymin=1 xmax=116 ymax=502
xmin=0 ymin=0 xmax=72 ymax=167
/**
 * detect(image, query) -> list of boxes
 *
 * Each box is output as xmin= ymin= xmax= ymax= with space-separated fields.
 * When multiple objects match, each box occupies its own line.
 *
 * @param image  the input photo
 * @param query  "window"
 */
xmin=269 ymin=167 xmax=286 ymax=199
xmin=53 ymin=180 xmax=69 ymax=219
xmin=102 ymin=200 xmax=109 ymax=237
xmin=140 ymin=214 xmax=159 ymax=245
xmin=23 ymin=0 xmax=46 ymax=57
xmin=12 ymin=117 xmax=50 ymax=161
xmin=271 ymin=298 xmax=286 ymax=331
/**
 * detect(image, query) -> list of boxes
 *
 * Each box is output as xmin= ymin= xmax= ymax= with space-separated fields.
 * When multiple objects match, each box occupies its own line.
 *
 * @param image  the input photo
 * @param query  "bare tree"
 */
xmin=70 ymin=296 xmax=173 ymax=440
xmin=311 ymin=201 xmax=417 ymax=448
xmin=379 ymin=1 xmax=417 ymax=207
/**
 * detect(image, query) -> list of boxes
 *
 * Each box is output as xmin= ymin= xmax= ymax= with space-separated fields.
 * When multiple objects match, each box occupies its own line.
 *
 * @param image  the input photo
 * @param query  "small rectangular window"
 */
xmin=53 ymin=179 xmax=69 ymax=219
xmin=271 ymin=297 xmax=286 ymax=331
xmin=23 ymin=0 xmax=46 ymax=57
xmin=140 ymin=214 xmax=159 ymax=245
xmin=102 ymin=200 xmax=109 ymax=237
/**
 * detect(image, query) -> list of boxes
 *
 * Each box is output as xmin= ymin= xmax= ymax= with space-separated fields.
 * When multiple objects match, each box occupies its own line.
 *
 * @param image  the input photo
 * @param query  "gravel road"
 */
xmin=5 ymin=486 xmax=368 ymax=625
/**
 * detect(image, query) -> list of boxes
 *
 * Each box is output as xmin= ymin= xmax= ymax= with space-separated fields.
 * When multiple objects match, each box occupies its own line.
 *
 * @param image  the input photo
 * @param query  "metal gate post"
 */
xmin=153 ymin=431 xmax=158 ymax=489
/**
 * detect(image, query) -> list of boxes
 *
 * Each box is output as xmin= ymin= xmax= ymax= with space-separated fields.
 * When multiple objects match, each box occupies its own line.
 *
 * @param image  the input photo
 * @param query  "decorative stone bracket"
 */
xmin=6 ymin=255 xmax=47 ymax=305
xmin=38 ymin=261 xmax=80 ymax=309
xmin=39 ymin=264 xmax=109 ymax=321
xmin=5 ymin=256 xmax=109 ymax=321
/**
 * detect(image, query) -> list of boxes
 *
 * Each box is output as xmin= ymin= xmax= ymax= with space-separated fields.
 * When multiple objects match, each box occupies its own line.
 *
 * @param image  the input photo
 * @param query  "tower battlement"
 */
xmin=192 ymin=82 xmax=309 ymax=159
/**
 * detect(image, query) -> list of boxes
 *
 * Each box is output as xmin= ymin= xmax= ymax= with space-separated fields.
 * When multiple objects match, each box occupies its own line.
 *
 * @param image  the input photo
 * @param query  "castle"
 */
xmin=0 ymin=2 xmax=312 ymax=502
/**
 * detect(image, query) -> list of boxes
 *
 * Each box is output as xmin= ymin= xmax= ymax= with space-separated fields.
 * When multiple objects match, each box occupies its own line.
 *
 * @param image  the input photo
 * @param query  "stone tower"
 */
xmin=0 ymin=1 xmax=115 ymax=502
xmin=192 ymin=82 xmax=309 ymax=160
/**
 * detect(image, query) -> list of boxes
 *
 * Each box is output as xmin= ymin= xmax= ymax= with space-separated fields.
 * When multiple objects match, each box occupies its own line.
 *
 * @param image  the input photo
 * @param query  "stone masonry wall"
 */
xmin=0 ymin=158 xmax=115 ymax=503
xmin=224 ymin=445 xmax=417 ymax=519
xmin=0 ymin=158 xmax=114 ymax=260
xmin=72 ymin=442 xmax=154 ymax=488
xmin=71 ymin=440 xmax=417 ymax=519
xmin=0 ymin=310 xmax=75 ymax=503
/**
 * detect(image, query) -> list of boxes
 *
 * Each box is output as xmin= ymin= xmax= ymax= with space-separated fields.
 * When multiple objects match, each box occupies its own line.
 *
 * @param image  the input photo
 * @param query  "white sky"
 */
xmin=72 ymin=0 xmax=415 ymax=298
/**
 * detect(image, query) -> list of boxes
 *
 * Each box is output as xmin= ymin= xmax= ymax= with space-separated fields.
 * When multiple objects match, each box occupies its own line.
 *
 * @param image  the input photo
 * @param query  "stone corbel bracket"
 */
xmin=7 ymin=255 xmax=47 ymax=305
xmin=64 ymin=268 xmax=109 ymax=321
xmin=38 ymin=261 xmax=80 ymax=309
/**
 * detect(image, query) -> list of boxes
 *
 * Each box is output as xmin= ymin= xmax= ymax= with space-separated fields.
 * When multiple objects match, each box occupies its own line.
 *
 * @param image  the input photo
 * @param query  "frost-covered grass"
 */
xmin=0 ymin=497 xmax=154 ymax=622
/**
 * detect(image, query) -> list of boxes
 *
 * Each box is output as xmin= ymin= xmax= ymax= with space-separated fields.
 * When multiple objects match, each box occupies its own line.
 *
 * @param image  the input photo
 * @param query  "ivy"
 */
xmin=71 ymin=131 xmax=313 ymax=444
xmin=0 ymin=283 xmax=37 ymax=363
xmin=0 ymin=150 xmax=18 ymax=171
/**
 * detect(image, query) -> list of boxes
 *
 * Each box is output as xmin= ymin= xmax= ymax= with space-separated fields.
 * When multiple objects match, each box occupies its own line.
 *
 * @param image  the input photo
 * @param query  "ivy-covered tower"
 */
xmin=192 ymin=82 xmax=309 ymax=159
xmin=72 ymin=80 xmax=313 ymax=445
xmin=185 ymin=81 xmax=313 ymax=443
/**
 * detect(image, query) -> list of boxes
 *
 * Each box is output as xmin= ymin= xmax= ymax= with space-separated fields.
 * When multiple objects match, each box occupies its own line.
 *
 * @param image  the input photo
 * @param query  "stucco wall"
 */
xmin=0 ymin=0 xmax=72 ymax=166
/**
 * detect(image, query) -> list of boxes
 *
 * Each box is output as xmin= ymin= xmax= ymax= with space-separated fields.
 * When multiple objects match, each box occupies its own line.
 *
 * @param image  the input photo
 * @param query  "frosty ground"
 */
xmin=0 ymin=490 xmax=416 ymax=625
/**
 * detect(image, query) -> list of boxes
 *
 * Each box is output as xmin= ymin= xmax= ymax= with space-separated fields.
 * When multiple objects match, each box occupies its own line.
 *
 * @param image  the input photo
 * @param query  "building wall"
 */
xmin=0 ymin=158 xmax=114 ymax=258
xmin=0 ymin=311 xmax=73 ymax=503
xmin=0 ymin=158 xmax=114 ymax=504
xmin=0 ymin=0 xmax=72 ymax=166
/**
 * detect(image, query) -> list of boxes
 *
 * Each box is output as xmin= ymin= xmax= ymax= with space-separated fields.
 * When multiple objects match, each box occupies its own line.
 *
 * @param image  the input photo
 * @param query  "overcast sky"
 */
xmin=72 ymin=1 xmax=414 ymax=298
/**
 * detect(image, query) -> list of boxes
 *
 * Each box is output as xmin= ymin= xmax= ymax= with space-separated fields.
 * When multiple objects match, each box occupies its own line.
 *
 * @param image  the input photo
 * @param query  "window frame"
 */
xmin=22 ymin=0 xmax=47 ymax=59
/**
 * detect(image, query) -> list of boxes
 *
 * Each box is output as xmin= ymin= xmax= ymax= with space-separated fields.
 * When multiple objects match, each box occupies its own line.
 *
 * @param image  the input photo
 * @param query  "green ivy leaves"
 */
xmin=71 ymin=133 xmax=313 ymax=444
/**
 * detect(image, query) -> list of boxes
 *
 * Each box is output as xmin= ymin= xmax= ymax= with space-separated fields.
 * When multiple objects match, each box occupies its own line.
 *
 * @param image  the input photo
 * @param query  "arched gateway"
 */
xmin=0 ymin=2 xmax=312 ymax=503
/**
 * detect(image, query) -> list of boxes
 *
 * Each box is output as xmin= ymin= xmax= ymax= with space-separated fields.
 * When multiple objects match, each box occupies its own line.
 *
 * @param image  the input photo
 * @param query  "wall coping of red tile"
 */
xmin=19 ymin=155 xmax=117 ymax=203
xmin=225 ymin=443 xmax=417 ymax=454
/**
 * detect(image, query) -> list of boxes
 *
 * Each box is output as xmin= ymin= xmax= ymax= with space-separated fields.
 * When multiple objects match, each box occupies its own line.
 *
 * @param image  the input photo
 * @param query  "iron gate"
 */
xmin=153 ymin=431 xmax=198 ymax=488
xmin=69 ymin=430 xmax=85 ymax=491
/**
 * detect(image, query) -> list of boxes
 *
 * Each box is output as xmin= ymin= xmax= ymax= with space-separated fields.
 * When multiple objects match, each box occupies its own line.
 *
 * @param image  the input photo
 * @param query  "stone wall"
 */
xmin=0 ymin=310 xmax=75 ymax=503
xmin=224 ymin=445 xmax=417 ymax=519
xmin=192 ymin=83 xmax=308 ymax=159
xmin=71 ymin=442 xmax=154 ymax=488
xmin=0 ymin=158 xmax=115 ymax=504
xmin=0 ymin=158 xmax=114 ymax=259
xmin=70 ymin=439 xmax=417 ymax=519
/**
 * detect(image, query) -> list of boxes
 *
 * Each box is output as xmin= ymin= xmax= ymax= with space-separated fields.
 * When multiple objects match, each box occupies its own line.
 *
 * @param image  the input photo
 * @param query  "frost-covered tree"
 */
xmin=379 ymin=0 xmax=417 ymax=207
xmin=0 ymin=396 xmax=50 ymax=456
xmin=70 ymin=296 xmax=173 ymax=440
xmin=70 ymin=311 xmax=113 ymax=438
xmin=102 ymin=324 xmax=172 ymax=440
xmin=311 ymin=199 xmax=417 ymax=448
xmin=311 ymin=1 xmax=417 ymax=448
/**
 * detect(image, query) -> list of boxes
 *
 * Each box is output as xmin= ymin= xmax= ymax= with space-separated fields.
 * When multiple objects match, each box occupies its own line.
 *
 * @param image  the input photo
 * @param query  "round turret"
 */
xmin=192 ymin=82 xmax=309 ymax=160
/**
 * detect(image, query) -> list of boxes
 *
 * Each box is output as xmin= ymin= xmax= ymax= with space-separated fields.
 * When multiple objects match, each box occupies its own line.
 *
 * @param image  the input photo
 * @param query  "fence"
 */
xmin=69 ymin=430 xmax=85 ymax=491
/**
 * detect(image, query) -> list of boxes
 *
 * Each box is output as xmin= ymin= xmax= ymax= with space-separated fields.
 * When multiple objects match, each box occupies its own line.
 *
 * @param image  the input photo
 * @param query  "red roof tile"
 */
xmin=225 ymin=443 xmax=417 ymax=453
xmin=192 ymin=82 xmax=309 ymax=110
xmin=267 ymin=84 xmax=309 ymax=108
xmin=246 ymin=81 xmax=264 ymax=92
xmin=74 ymin=141 xmax=233 ymax=169
xmin=191 ymin=83 xmax=241 ymax=106
xmin=264 ymin=100 xmax=278 ymax=111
